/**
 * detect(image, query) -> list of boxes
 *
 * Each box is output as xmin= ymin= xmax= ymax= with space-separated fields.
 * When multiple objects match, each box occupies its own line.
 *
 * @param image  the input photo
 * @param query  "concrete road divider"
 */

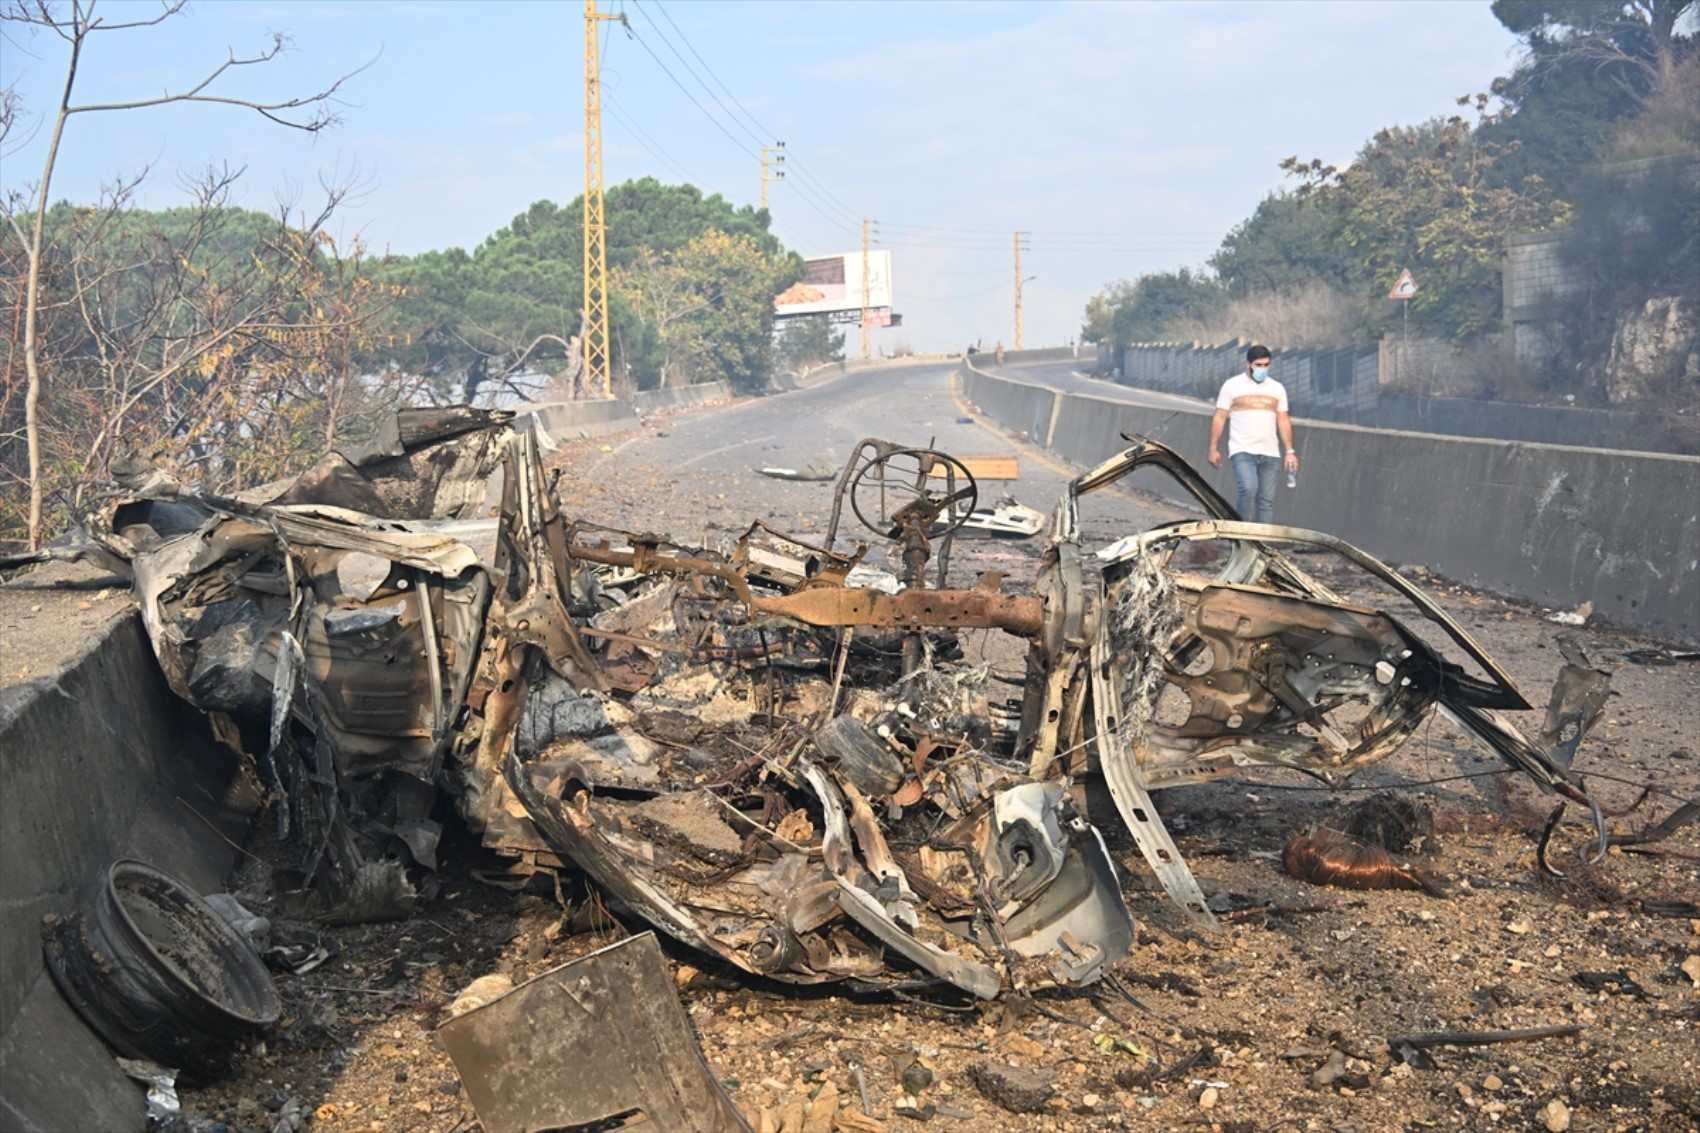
xmin=963 ymin=364 xmax=1700 ymax=645
xmin=1 ymin=615 xmax=258 ymax=1132
xmin=633 ymin=381 xmax=733 ymax=414
xmin=521 ymin=399 xmax=640 ymax=450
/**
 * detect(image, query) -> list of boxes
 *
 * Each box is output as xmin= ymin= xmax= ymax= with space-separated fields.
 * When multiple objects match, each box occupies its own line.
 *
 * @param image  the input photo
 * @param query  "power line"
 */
xmin=610 ymin=7 xmax=1225 ymax=264
xmin=779 ymin=178 xmax=862 ymax=239
xmin=621 ymin=20 xmax=761 ymax=162
xmin=775 ymin=150 xmax=864 ymax=226
xmin=643 ymin=0 xmax=865 ymax=224
xmin=904 ymin=278 xmax=1030 ymax=301
xmin=638 ymin=0 xmax=770 ymax=151
xmin=603 ymin=92 xmax=703 ymax=186
xmin=603 ymin=17 xmax=861 ymax=241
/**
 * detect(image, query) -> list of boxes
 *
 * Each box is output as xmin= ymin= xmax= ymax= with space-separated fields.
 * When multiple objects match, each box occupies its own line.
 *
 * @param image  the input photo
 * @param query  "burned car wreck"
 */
xmin=45 ymin=411 xmax=1621 ymax=1000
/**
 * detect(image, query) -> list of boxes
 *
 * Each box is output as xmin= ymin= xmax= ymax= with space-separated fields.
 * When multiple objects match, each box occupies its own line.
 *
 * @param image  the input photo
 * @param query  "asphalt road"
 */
xmin=983 ymin=357 xmax=1213 ymax=414
xmin=561 ymin=361 xmax=1198 ymax=588
xmin=549 ymin=361 xmax=1699 ymax=808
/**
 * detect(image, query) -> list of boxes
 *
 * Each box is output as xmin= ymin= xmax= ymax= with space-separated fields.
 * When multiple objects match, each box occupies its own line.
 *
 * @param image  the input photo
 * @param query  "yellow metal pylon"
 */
xmin=584 ymin=1 xmax=624 ymax=397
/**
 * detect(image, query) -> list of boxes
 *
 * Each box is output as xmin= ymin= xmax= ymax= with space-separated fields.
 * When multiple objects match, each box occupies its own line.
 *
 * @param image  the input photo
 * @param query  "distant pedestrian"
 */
xmin=1208 ymin=344 xmax=1298 ymax=523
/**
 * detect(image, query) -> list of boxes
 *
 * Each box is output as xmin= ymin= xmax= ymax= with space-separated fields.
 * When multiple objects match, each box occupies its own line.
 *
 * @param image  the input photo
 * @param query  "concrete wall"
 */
xmin=0 ymin=613 xmax=257 ymax=1133
xmin=963 ymin=374 xmax=1058 ymax=445
xmin=521 ymin=398 xmax=640 ymax=449
xmin=1505 ymin=233 xmax=1576 ymax=317
xmin=632 ymin=381 xmax=732 ymax=414
xmin=521 ymin=381 xmax=736 ymax=443
xmin=963 ymin=365 xmax=1700 ymax=645
xmin=1300 ymin=389 xmax=1693 ymax=453
xmin=997 ymin=347 xmax=1085 ymax=365
xmin=1117 ymin=341 xmax=1695 ymax=456
xmin=1380 ymin=334 xmax=1467 ymax=391
xmin=799 ymin=353 xmax=960 ymax=382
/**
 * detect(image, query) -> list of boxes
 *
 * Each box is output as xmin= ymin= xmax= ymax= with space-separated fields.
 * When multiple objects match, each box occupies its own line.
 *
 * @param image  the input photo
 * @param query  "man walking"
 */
xmin=1207 ymin=345 xmax=1298 ymax=523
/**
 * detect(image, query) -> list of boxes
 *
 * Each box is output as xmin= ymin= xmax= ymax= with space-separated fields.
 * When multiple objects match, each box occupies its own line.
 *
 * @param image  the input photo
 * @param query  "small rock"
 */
xmin=1506 ymin=920 xmax=1532 ymax=935
xmin=1484 ymin=1075 xmax=1503 ymax=1092
xmin=1681 ymin=954 xmax=1700 ymax=987
xmin=901 ymin=1061 xmax=934 ymax=1096
xmin=1311 ymin=1050 xmax=1347 ymax=1089
xmin=965 ymin=1061 xmax=1053 ymax=1114
xmin=1000 ymin=1034 xmax=1045 ymax=1059
xmin=445 ymin=972 xmax=513 ymax=1019
xmin=1198 ymin=1086 xmax=1219 ymax=1109
xmin=1540 ymin=1098 xmax=1572 ymax=1131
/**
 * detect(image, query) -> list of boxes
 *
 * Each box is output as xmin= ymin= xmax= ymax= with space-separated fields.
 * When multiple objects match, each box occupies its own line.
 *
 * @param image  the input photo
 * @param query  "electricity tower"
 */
xmin=583 ymin=1 xmax=625 ymax=396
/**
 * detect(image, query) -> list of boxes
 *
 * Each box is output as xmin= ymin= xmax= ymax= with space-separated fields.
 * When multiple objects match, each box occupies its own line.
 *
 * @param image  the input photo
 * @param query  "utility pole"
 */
xmin=583 ymin=1 xmax=625 ymax=397
xmin=760 ymin=142 xmax=785 ymax=211
xmin=1013 ymin=231 xmax=1029 ymax=351
xmin=861 ymin=219 xmax=872 ymax=361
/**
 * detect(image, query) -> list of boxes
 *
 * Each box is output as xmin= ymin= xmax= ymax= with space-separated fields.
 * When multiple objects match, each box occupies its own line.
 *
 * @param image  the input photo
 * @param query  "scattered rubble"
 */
xmin=10 ymin=408 xmax=1697 ymax=1130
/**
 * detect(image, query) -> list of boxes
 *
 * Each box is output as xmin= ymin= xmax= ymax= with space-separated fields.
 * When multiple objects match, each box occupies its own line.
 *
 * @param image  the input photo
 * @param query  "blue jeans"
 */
xmin=1230 ymin=452 xmax=1280 ymax=524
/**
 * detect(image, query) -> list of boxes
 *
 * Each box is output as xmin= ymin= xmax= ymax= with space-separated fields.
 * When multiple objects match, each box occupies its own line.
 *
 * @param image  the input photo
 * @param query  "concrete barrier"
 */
xmin=1301 ymin=390 xmax=1697 ymax=456
xmin=0 ymin=612 xmax=257 ymax=1132
xmin=632 ymin=381 xmax=733 ymax=414
xmin=996 ymin=346 xmax=1087 ymax=365
xmin=520 ymin=398 xmax=640 ymax=449
xmin=962 ymin=366 xmax=1700 ymax=645
xmin=963 ymin=373 xmax=1058 ymax=447
xmin=795 ymin=354 xmax=960 ymax=385
xmin=1117 ymin=342 xmax=1697 ymax=455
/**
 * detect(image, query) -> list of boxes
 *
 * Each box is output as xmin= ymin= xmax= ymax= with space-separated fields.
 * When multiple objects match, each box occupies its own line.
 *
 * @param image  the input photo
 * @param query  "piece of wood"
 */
xmin=1387 ymin=1024 xmax=1584 ymax=1050
xmin=931 ymin=455 xmax=1020 ymax=482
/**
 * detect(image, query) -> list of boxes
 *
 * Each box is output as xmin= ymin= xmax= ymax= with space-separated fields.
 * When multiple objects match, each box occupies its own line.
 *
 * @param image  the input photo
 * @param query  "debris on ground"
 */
xmin=11 ymin=406 xmax=1696 ymax=1130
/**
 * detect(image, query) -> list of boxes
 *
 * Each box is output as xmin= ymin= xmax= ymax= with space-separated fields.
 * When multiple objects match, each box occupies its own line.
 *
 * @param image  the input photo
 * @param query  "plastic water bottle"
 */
xmin=1286 ymin=468 xmax=1297 ymax=490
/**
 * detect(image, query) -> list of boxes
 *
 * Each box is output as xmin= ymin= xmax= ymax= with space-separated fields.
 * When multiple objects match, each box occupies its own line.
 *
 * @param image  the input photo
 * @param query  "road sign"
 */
xmin=1389 ymin=269 xmax=1417 ymax=300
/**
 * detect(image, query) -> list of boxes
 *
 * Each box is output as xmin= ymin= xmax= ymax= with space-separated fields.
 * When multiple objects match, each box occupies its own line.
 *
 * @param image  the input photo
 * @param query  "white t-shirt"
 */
xmin=1215 ymin=372 xmax=1288 ymax=457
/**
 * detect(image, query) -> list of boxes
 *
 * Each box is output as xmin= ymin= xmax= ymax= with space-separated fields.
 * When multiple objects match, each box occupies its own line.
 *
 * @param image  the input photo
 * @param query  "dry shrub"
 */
xmin=1611 ymin=54 xmax=1700 ymax=163
xmin=1165 ymin=283 xmax=1360 ymax=349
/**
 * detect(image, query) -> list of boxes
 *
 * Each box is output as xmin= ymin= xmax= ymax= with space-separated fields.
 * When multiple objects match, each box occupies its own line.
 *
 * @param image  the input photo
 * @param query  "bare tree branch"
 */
xmin=0 ymin=0 xmax=372 ymax=546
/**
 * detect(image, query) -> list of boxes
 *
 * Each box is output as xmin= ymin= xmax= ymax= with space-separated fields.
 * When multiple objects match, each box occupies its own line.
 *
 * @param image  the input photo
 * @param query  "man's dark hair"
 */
xmin=1247 ymin=344 xmax=1272 ymax=363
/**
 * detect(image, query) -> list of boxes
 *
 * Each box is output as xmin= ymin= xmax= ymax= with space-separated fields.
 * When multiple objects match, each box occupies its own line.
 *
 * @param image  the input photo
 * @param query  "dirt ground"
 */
xmin=6 ymin=411 xmax=1697 ymax=1133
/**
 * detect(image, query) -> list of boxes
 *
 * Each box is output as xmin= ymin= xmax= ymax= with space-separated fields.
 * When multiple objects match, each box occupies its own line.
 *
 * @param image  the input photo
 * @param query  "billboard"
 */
xmin=774 ymin=251 xmax=893 ymax=317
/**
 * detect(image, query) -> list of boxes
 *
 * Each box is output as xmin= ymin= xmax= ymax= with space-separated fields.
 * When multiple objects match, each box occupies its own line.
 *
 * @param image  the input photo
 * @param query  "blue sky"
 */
xmin=2 ymin=0 xmax=1524 ymax=354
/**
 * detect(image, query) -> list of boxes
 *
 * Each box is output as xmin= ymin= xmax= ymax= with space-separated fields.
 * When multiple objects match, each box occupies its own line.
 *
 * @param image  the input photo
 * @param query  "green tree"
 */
xmin=1111 ymin=270 xmax=1224 ymax=345
xmin=1081 ymin=280 xmax=1137 ymax=344
xmin=616 ymin=228 xmax=796 ymax=393
xmin=1284 ymin=105 xmax=1572 ymax=342
xmin=774 ymin=314 xmax=846 ymax=374
xmin=1209 ymin=190 xmax=1354 ymax=300
xmin=374 ymin=178 xmax=796 ymax=400
xmin=1492 ymin=0 xmax=1697 ymax=101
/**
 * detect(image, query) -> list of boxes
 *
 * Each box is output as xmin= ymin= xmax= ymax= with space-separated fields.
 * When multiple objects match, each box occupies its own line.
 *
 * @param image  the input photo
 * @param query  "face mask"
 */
xmin=1251 ymin=366 xmax=1269 ymax=382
